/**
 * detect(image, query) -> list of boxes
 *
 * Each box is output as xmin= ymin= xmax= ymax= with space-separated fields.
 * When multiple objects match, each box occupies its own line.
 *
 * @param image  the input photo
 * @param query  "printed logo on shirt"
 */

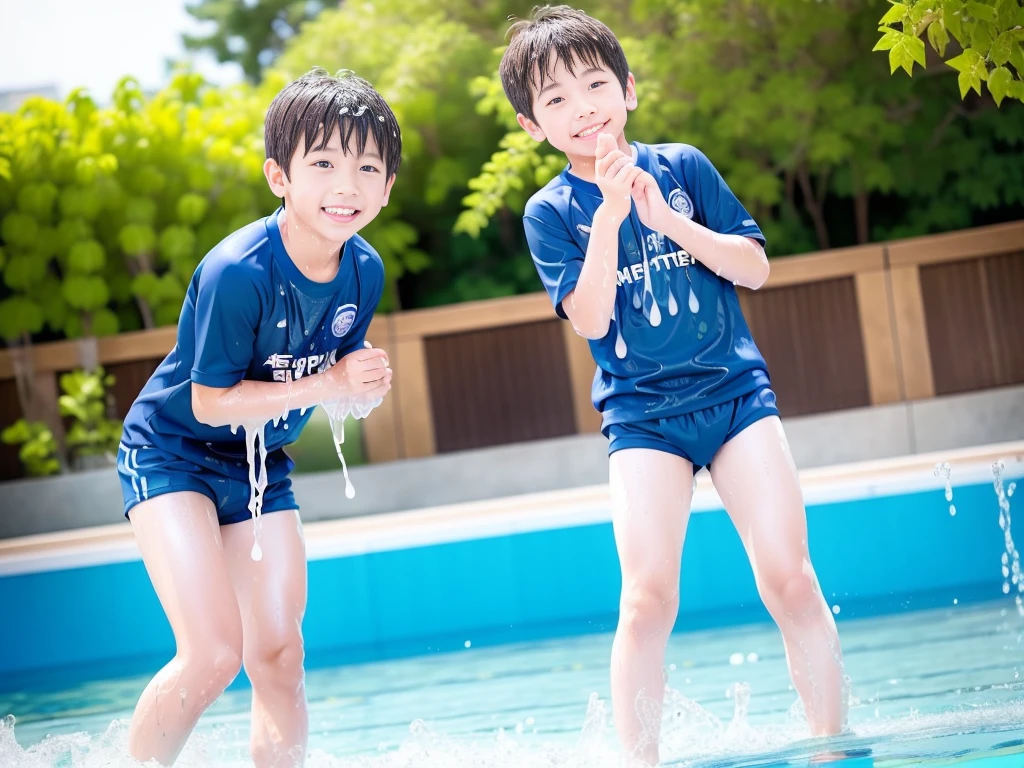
xmin=668 ymin=188 xmax=694 ymax=219
xmin=264 ymin=349 xmax=339 ymax=382
xmin=331 ymin=304 xmax=357 ymax=337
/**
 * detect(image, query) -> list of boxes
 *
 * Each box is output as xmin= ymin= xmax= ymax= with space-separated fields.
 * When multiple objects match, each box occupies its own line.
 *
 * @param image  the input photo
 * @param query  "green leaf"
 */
xmin=880 ymin=2 xmax=909 ymax=25
xmin=928 ymin=20 xmax=950 ymax=55
xmin=0 ymin=157 xmax=10 ymax=181
xmin=958 ymin=68 xmax=985 ymax=98
xmin=987 ymin=65 xmax=1013 ymax=105
xmin=873 ymin=29 xmax=901 ymax=52
xmin=964 ymin=1 xmax=997 ymax=22
xmin=889 ymin=33 xmax=925 ymax=75
xmin=989 ymin=31 xmax=1016 ymax=65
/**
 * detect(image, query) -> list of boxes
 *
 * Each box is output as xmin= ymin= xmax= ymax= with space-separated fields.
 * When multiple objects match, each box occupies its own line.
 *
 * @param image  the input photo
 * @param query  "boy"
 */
xmin=116 ymin=68 xmax=398 ymax=767
xmin=499 ymin=8 xmax=848 ymax=765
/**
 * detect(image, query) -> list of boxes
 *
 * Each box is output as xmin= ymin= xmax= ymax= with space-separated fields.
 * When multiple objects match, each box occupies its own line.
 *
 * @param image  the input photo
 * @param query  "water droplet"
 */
xmin=378 ymin=115 xmax=385 ymax=122
xmin=832 ymin=604 xmax=841 ymax=615
xmin=464 ymin=640 xmax=472 ymax=648
xmin=953 ymin=598 xmax=959 ymax=605
xmin=949 ymin=504 xmax=956 ymax=516
xmin=614 ymin=325 xmax=627 ymax=359
xmin=667 ymin=285 xmax=678 ymax=316
xmin=729 ymin=652 xmax=744 ymax=666
xmin=633 ymin=291 xmax=642 ymax=309
xmin=746 ymin=652 xmax=759 ymax=663
xmin=277 ymin=319 xmax=286 ymax=328
xmin=688 ymin=286 xmax=700 ymax=313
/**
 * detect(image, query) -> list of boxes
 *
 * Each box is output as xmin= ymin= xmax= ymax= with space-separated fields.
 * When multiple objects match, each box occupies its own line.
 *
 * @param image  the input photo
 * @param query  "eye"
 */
xmin=589 ymin=81 xmax=606 ymax=89
xmin=313 ymin=160 xmax=332 ymax=169
xmin=546 ymin=96 xmax=564 ymax=106
xmin=360 ymin=164 xmax=380 ymax=173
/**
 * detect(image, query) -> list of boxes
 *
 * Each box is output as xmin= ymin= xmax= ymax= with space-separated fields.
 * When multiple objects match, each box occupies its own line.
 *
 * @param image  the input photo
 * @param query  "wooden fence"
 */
xmin=1 ymin=221 xmax=1022 ymax=480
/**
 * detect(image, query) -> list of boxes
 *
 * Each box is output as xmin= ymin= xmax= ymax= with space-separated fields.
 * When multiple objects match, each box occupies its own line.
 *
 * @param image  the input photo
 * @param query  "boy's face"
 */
xmin=517 ymin=54 xmax=637 ymax=158
xmin=264 ymin=125 xmax=395 ymax=244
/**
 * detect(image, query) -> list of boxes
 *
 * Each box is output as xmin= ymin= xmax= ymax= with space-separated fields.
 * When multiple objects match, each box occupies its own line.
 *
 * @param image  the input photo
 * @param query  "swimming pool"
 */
xmin=1 ymin=441 xmax=1022 ymax=766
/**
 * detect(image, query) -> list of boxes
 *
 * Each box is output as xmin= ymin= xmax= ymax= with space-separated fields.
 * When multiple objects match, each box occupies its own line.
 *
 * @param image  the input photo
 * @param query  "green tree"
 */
xmin=273 ymin=0 xmax=521 ymax=309
xmin=875 ymin=0 xmax=1024 ymax=106
xmin=184 ymin=0 xmax=327 ymax=83
xmin=461 ymin=0 xmax=1024 ymax=255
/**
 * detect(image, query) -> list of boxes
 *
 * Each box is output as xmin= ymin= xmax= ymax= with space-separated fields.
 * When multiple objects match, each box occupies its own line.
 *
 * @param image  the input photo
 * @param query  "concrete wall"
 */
xmin=1 ymin=384 xmax=1022 ymax=539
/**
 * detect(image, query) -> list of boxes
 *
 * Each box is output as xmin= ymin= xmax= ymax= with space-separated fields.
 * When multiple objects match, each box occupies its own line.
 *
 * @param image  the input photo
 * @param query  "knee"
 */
xmin=187 ymin=640 xmax=243 ymax=698
xmin=759 ymin=567 xmax=821 ymax=621
xmin=619 ymin=577 xmax=679 ymax=639
xmin=246 ymin=631 xmax=305 ymax=687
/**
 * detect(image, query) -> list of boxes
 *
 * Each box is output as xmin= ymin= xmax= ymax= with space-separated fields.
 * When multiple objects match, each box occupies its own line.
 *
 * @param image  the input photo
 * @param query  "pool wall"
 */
xmin=2 ymin=444 xmax=1021 ymax=686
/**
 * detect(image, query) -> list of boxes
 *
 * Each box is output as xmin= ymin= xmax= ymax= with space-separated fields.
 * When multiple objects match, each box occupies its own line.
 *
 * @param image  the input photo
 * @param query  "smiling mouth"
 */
xmin=322 ymin=206 xmax=360 ymax=220
xmin=575 ymin=120 xmax=609 ymax=139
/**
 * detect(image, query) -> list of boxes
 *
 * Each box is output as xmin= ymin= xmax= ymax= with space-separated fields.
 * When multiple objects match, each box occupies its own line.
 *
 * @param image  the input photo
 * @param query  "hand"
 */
xmin=631 ymin=170 xmax=672 ymax=231
xmin=594 ymin=133 xmax=642 ymax=221
xmin=328 ymin=346 xmax=392 ymax=399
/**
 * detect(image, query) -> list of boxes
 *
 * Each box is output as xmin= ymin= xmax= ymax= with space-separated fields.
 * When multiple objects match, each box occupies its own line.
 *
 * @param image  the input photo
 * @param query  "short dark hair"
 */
xmin=264 ymin=68 xmax=402 ymax=179
xmin=499 ymin=6 xmax=630 ymax=124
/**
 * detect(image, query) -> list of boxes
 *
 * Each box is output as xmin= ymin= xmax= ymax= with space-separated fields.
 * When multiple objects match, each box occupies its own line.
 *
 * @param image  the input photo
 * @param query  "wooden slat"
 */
xmin=392 ymin=336 xmax=435 ymax=458
xmin=424 ymin=320 xmax=576 ymax=453
xmin=763 ymin=245 xmax=884 ymax=288
xmin=888 ymin=221 xmax=1024 ymax=267
xmin=854 ymin=270 xmax=902 ymax=404
xmin=359 ymin=315 xmax=399 ymax=463
xmin=740 ymin=277 xmax=870 ymax=416
xmin=391 ymin=293 xmax=553 ymax=340
xmin=561 ymin=321 xmax=602 ymax=434
xmin=888 ymin=264 xmax=935 ymax=400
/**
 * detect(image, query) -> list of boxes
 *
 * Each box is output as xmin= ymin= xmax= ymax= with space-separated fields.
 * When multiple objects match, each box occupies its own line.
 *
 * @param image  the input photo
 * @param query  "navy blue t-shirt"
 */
xmin=524 ymin=142 xmax=770 ymax=428
xmin=121 ymin=207 xmax=384 ymax=478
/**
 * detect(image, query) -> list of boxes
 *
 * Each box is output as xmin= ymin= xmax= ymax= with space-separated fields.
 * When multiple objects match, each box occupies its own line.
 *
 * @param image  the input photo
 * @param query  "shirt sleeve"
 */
xmin=336 ymin=256 xmax=385 ymax=358
xmin=680 ymin=146 xmax=766 ymax=247
xmin=190 ymin=258 xmax=262 ymax=389
xmin=523 ymin=200 xmax=587 ymax=320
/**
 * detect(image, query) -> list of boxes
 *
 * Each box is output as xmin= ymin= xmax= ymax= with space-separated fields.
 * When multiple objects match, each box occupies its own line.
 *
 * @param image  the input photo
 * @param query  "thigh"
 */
xmin=709 ymin=415 xmax=809 ymax=580
xmin=221 ymin=510 xmax=308 ymax=653
xmin=129 ymin=491 xmax=242 ymax=651
xmin=609 ymin=448 xmax=694 ymax=591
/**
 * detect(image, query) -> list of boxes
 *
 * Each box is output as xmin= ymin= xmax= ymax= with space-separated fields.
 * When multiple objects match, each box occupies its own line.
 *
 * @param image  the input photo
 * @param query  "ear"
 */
xmin=516 ymin=113 xmax=547 ymax=143
xmin=624 ymin=72 xmax=638 ymax=112
xmin=381 ymin=174 xmax=396 ymax=207
xmin=263 ymin=158 xmax=287 ymax=198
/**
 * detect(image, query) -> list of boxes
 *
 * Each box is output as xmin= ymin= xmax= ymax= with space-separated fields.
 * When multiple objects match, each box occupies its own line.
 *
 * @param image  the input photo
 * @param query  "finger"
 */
xmin=353 ymin=347 xmax=389 ymax=362
xmin=595 ymin=149 xmax=626 ymax=177
xmin=596 ymin=132 xmax=616 ymax=158
xmin=601 ymin=155 xmax=632 ymax=180
xmin=616 ymin=165 xmax=644 ymax=188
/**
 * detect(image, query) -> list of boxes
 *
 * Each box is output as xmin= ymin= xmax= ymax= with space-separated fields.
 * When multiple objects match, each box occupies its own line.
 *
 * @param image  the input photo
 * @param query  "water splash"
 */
xmin=244 ymin=423 xmax=268 ymax=561
xmin=993 ymin=460 xmax=1024 ymax=615
xmin=934 ymin=461 xmax=956 ymax=516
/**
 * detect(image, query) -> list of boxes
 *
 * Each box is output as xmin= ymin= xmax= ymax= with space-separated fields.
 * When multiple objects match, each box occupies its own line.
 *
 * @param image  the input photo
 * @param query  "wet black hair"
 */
xmin=264 ymin=67 xmax=402 ymax=179
xmin=499 ymin=5 xmax=630 ymax=123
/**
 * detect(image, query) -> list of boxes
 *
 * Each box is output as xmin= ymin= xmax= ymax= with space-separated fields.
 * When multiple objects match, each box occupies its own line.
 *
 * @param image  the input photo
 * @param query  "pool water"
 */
xmin=2 ymin=597 xmax=1023 ymax=767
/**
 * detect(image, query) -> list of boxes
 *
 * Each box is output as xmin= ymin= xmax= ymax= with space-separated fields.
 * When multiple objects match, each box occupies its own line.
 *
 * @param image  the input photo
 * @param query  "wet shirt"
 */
xmin=524 ymin=142 xmax=770 ymax=428
xmin=121 ymin=207 xmax=384 ymax=478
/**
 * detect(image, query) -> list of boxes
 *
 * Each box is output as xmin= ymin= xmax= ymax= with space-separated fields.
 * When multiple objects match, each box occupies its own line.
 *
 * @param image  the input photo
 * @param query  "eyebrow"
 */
xmin=537 ymin=67 xmax=605 ymax=98
xmin=312 ymin=146 xmax=383 ymax=161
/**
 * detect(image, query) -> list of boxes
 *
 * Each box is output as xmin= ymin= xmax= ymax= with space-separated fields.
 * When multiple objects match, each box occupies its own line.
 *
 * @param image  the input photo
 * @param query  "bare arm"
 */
xmin=192 ymin=347 xmax=391 ymax=428
xmin=563 ymin=133 xmax=644 ymax=340
xmin=562 ymin=202 xmax=629 ymax=339
xmin=633 ymin=172 xmax=770 ymax=290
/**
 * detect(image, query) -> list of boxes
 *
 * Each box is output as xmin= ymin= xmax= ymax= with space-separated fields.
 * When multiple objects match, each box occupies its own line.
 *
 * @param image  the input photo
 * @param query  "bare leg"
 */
xmin=609 ymin=448 xmax=694 ymax=766
xmin=710 ymin=416 xmax=848 ymax=735
xmin=127 ymin=492 xmax=244 ymax=765
xmin=222 ymin=511 xmax=309 ymax=768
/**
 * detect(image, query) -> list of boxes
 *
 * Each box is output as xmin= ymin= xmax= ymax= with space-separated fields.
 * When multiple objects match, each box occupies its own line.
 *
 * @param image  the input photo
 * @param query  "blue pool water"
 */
xmin=1 ymin=449 xmax=1023 ymax=766
xmin=1 ymin=599 xmax=1023 ymax=766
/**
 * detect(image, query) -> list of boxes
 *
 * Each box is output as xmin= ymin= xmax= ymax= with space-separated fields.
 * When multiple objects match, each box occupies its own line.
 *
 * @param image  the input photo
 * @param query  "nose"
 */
xmin=332 ymin=164 xmax=360 ymax=197
xmin=575 ymin=96 xmax=597 ymax=121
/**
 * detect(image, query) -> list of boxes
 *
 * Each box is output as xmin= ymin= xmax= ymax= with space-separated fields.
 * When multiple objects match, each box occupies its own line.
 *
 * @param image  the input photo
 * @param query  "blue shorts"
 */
xmin=117 ymin=443 xmax=298 ymax=525
xmin=604 ymin=386 xmax=780 ymax=470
